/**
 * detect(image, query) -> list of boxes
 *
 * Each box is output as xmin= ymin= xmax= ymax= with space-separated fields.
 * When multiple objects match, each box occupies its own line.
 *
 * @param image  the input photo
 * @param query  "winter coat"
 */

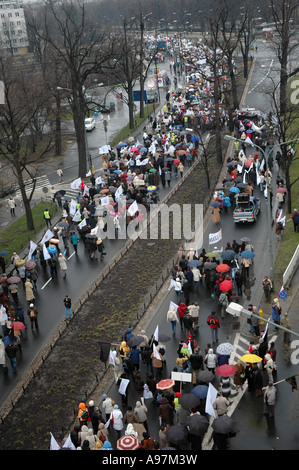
xmin=272 ymin=304 xmax=281 ymax=322
xmin=213 ymin=396 xmax=229 ymax=416
xmin=58 ymin=255 xmax=67 ymax=271
xmin=159 ymin=397 xmax=173 ymax=425
xmin=212 ymin=207 xmax=220 ymax=223
xmin=97 ymin=422 xmax=109 ymax=441
xmin=234 ymin=361 xmax=245 ymax=386
xmin=102 ymin=397 xmax=114 ymax=415
xmin=25 ymin=280 xmax=35 ymax=302
xmin=177 ymin=303 xmax=188 ymax=319
xmin=151 ymin=351 xmax=163 ymax=368
xmin=129 ymin=347 xmax=140 ymax=365
xmin=110 ymin=408 xmax=124 ymax=431
xmin=78 ymin=425 xmax=89 ymax=445
xmin=167 ymin=306 xmax=179 ymax=323
xmin=183 ymin=313 xmax=193 ymax=330
xmin=188 ymin=304 xmax=199 ymax=318
xmin=124 ymin=409 xmax=138 ymax=424
xmin=84 ymin=428 xmax=97 ymax=450
xmin=205 ymin=349 xmax=217 ymax=369
xmin=134 ymin=401 xmax=148 ymax=423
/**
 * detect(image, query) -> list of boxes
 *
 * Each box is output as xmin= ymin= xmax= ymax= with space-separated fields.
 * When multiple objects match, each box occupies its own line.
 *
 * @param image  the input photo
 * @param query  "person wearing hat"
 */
xmin=27 ymin=303 xmax=38 ymax=331
xmin=110 ymin=404 xmax=124 ymax=439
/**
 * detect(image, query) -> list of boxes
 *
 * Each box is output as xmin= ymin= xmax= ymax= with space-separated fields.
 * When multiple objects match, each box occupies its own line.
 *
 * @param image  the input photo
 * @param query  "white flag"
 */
xmin=101 ymin=196 xmax=110 ymax=206
xmin=40 ymin=229 xmax=54 ymax=245
xmin=128 ymin=200 xmax=138 ymax=216
xmin=168 ymin=279 xmax=176 ymax=291
xmin=109 ymin=350 xmax=115 ymax=366
xmin=209 ymin=229 xmax=222 ymax=245
xmin=169 ymin=301 xmax=179 ymax=311
xmin=118 ymin=378 xmax=130 ymax=395
xmin=72 ymin=210 xmax=82 ymax=222
xmin=83 ymin=185 xmax=89 ymax=196
xmin=115 ymin=185 xmax=123 ymax=201
xmin=187 ymin=341 xmax=192 ymax=356
xmin=50 ymin=433 xmax=60 ymax=450
xmin=78 ymin=219 xmax=87 ymax=229
xmin=95 ymin=176 xmax=102 ymax=185
xmin=86 ymin=170 xmax=91 ymax=177
xmin=90 ymin=226 xmax=98 ymax=236
xmin=70 ymin=177 xmax=81 ymax=190
xmin=69 ymin=199 xmax=77 ymax=216
xmin=43 ymin=243 xmax=51 ymax=260
xmin=245 ymin=136 xmax=253 ymax=146
xmin=27 ymin=241 xmax=37 ymax=261
xmin=205 ymin=382 xmax=218 ymax=417
xmin=154 ymin=325 xmax=159 ymax=342
xmin=153 ymin=343 xmax=161 ymax=360
xmin=62 ymin=434 xmax=76 ymax=450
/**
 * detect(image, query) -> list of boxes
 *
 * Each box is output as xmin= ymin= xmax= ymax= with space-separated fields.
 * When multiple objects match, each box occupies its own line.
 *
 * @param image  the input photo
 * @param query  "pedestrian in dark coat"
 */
xmin=159 ymin=397 xmax=173 ymax=426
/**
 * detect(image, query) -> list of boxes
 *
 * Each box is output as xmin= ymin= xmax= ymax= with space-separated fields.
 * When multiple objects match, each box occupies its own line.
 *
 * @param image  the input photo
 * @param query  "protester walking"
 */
xmin=63 ymin=295 xmax=72 ymax=320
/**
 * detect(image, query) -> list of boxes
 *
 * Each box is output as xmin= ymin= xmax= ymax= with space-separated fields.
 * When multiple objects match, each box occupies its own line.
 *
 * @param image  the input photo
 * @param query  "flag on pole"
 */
xmin=108 ymin=350 xmax=115 ymax=366
xmin=278 ymin=285 xmax=287 ymax=300
xmin=62 ymin=434 xmax=76 ymax=450
xmin=50 ymin=433 xmax=60 ymax=450
xmin=99 ymin=342 xmax=111 ymax=366
xmin=205 ymin=382 xmax=218 ymax=417
xmin=27 ymin=241 xmax=37 ymax=261
xmin=43 ymin=243 xmax=51 ymax=260
xmin=40 ymin=229 xmax=54 ymax=245
xmin=154 ymin=325 xmax=159 ymax=343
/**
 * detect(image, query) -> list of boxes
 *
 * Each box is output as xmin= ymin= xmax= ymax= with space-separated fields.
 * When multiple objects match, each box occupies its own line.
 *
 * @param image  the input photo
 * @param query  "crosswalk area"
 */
xmin=13 ymin=175 xmax=51 ymax=199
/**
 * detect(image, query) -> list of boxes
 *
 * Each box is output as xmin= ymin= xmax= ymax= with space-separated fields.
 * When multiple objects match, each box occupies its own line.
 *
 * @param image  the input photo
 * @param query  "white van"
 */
xmin=84 ymin=117 xmax=96 ymax=131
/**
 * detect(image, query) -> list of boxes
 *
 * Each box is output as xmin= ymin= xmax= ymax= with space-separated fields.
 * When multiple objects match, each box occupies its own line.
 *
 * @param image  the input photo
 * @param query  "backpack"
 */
xmin=159 ymin=347 xmax=165 ymax=356
xmin=209 ymin=317 xmax=217 ymax=326
xmin=81 ymin=410 xmax=89 ymax=420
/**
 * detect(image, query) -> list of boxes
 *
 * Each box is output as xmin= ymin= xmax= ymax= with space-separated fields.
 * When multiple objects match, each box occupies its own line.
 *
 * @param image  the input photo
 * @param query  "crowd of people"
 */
xmin=0 ymin=34 xmax=294 ymax=451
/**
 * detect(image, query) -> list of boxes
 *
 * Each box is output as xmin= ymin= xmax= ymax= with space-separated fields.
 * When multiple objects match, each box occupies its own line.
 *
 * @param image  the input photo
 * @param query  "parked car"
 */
xmin=84 ymin=117 xmax=96 ymax=131
xmin=100 ymin=102 xmax=115 ymax=113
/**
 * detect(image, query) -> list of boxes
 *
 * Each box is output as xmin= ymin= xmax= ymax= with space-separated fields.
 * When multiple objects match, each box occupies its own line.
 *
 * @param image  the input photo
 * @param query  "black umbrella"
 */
xmin=204 ymin=262 xmax=217 ymax=270
xmin=58 ymin=222 xmax=69 ymax=228
xmin=186 ymin=414 xmax=209 ymax=436
xmin=220 ymin=250 xmax=236 ymax=261
xmin=127 ymin=336 xmax=145 ymax=347
xmin=212 ymin=415 xmax=239 ymax=435
xmin=198 ymin=370 xmax=215 ymax=383
xmin=179 ymin=393 xmax=201 ymax=409
xmin=158 ymin=334 xmax=171 ymax=343
xmin=166 ymin=425 xmax=188 ymax=446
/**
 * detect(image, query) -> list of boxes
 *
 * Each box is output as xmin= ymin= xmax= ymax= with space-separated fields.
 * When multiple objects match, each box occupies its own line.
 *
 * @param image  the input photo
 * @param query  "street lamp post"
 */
xmin=224 ymin=134 xmax=298 ymax=286
xmin=226 ymin=302 xmax=299 ymax=339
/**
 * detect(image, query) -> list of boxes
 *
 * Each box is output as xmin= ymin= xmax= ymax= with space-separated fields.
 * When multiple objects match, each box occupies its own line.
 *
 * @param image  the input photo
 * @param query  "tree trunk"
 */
xmin=55 ymin=93 xmax=62 ymax=156
xmin=16 ymin=165 xmax=35 ymax=231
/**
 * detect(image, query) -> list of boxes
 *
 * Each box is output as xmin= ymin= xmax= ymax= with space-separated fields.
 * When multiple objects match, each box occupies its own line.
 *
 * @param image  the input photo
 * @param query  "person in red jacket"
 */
xmin=177 ymin=302 xmax=188 ymax=330
xmin=207 ymin=311 xmax=220 ymax=343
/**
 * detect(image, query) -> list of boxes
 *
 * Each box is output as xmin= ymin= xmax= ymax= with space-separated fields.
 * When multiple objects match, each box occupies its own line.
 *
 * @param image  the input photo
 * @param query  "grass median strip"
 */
xmin=0 ymin=201 xmax=58 ymax=263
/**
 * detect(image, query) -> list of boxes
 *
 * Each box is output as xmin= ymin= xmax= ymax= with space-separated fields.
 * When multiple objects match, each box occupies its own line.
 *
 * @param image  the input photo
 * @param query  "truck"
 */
xmin=233 ymin=193 xmax=261 ymax=223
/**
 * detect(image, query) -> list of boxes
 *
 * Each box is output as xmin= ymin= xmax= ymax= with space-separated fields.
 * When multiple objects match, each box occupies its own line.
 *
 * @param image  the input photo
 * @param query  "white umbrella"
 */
xmin=216 ymin=342 xmax=234 ymax=355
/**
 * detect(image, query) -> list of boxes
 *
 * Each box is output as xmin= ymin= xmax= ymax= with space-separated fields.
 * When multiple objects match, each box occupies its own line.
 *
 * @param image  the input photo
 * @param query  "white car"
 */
xmin=84 ymin=117 xmax=95 ymax=131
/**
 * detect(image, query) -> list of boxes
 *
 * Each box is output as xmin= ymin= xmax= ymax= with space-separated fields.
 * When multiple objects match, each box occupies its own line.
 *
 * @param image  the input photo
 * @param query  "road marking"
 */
xmin=67 ymin=251 xmax=76 ymax=260
xmin=41 ymin=278 xmax=52 ymax=290
xmin=248 ymin=59 xmax=273 ymax=94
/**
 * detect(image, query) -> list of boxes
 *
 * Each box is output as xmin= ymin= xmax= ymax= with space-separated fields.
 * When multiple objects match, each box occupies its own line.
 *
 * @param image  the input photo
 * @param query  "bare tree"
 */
xmin=0 ymin=58 xmax=54 ymax=230
xmin=27 ymin=0 xmax=118 ymax=178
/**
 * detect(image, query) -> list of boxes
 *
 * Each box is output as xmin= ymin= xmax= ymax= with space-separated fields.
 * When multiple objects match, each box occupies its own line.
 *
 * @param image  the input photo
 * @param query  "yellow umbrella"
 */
xmin=240 ymin=354 xmax=262 ymax=363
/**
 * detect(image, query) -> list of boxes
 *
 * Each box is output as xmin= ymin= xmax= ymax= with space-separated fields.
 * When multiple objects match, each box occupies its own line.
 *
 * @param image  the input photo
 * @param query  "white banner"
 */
xmin=108 ymin=350 xmax=115 ymax=366
xmin=70 ymin=199 xmax=77 ymax=216
xmin=43 ymin=243 xmax=51 ymax=260
xmin=209 ymin=229 xmax=222 ymax=245
xmin=78 ymin=219 xmax=87 ymax=229
xmin=101 ymin=196 xmax=110 ymax=206
xmin=40 ymin=229 xmax=54 ymax=245
xmin=205 ymin=382 xmax=218 ymax=417
xmin=73 ymin=210 xmax=82 ymax=223
xmin=118 ymin=378 xmax=129 ymax=395
xmin=128 ymin=200 xmax=138 ymax=216
xmin=70 ymin=177 xmax=81 ymax=190
xmin=27 ymin=241 xmax=37 ymax=261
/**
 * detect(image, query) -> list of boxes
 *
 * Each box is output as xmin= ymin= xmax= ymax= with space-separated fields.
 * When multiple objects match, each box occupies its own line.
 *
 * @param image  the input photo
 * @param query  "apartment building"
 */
xmin=0 ymin=0 xmax=29 ymax=55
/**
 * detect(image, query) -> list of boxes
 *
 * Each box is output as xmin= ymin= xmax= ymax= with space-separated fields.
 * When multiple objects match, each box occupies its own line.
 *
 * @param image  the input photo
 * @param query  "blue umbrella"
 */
xmin=0 ymin=251 xmax=8 ymax=256
xmin=113 ymin=170 xmax=122 ymax=174
xmin=191 ymin=135 xmax=199 ymax=142
xmin=140 ymin=148 xmax=147 ymax=153
xmin=188 ymin=260 xmax=202 ymax=268
xmin=210 ymin=201 xmax=221 ymax=208
xmin=241 ymin=250 xmax=255 ymax=259
xmin=47 ymin=246 xmax=57 ymax=254
xmin=166 ymin=157 xmax=174 ymax=162
xmin=191 ymin=384 xmax=208 ymax=399
xmin=220 ymin=250 xmax=236 ymax=261
xmin=2 ymin=336 xmax=13 ymax=345
xmin=116 ymin=142 xmax=127 ymax=148
xmin=229 ymin=187 xmax=240 ymax=193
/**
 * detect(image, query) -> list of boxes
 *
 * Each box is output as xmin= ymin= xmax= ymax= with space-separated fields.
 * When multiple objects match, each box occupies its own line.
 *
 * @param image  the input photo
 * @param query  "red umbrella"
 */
xmin=245 ymin=159 xmax=253 ymax=168
xmin=276 ymin=187 xmax=287 ymax=193
xmin=216 ymin=264 xmax=230 ymax=273
xmin=11 ymin=321 xmax=26 ymax=330
xmin=156 ymin=379 xmax=175 ymax=390
xmin=117 ymin=435 xmax=140 ymax=450
xmin=173 ymin=158 xmax=180 ymax=165
xmin=216 ymin=364 xmax=236 ymax=377
xmin=25 ymin=260 xmax=36 ymax=270
xmin=220 ymin=280 xmax=233 ymax=292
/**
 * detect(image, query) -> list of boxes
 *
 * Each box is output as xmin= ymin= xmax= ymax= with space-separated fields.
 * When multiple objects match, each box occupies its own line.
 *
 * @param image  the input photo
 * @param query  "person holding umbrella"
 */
xmin=25 ymin=278 xmax=35 ymax=306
